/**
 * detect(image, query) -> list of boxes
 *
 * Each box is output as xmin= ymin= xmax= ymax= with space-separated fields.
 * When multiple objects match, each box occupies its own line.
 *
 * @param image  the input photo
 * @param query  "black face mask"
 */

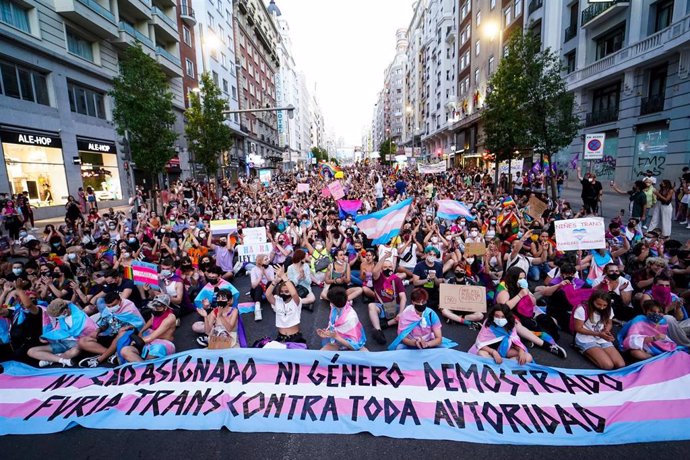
xmin=77 ymin=276 xmax=88 ymax=283
xmin=207 ymin=278 xmax=218 ymax=285
xmin=151 ymin=309 xmax=166 ymax=317
xmin=51 ymin=273 xmax=61 ymax=279
xmin=564 ymin=276 xmax=575 ymax=282
xmin=607 ymin=273 xmax=621 ymax=281
xmin=414 ymin=304 xmax=426 ymax=313
xmin=216 ymin=300 xmax=228 ymax=307
xmin=382 ymin=269 xmax=393 ymax=277
xmin=280 ymin=293 xmax=292 ymax=301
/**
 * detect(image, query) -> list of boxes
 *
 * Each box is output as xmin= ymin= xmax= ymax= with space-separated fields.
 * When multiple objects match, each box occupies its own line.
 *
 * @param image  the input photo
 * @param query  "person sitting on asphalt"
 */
xmin=286 ymin=249 xmax=316 ymax=310
xmin=196 ymin=289 xmax=242 ymax=349
xmin=318 ymin=286 xmax=367 ymax=351
xmin=266 ymin=265 xmax=306 ymax=345
xmin=28 ymin=299 xmax=98 ymax=368
xmin=388 ymin=288 xmax=456 ymax=350
xmin=470 ymin=303 xmax=532 ymax=365
xmin=618 ymin=299 xmax=682 ymax=362
xmin=368 ymin=250 xmax=406 ymax=345
xmin=571 ymin=292 xmax=625 ymax=370
xmin=77 ymin=291 xmax=145 ymax=368
xmin=120 ymin=294 xmax=177 ymax=363
xmin=591 ymin=262 xmax=636 ymax=322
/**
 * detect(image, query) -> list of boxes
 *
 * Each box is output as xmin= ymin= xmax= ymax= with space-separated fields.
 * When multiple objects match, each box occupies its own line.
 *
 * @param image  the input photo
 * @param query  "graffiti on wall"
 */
xmin=633 ymin=129 xmax=668 ymax=178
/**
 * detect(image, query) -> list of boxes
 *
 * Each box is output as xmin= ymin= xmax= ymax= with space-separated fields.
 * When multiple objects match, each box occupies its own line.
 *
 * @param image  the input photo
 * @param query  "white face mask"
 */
xmin=517 ymin=279 xmax=529 ymax=289
xmin=470 ymin=231 xmax=478 ymax=237
xmin=427 ymin=255 xmax=436 ymax=264
xmin=314 ymin=243 xmax=324 ymax=251
xmin=494 ymin=318 xmax=508 ymax=327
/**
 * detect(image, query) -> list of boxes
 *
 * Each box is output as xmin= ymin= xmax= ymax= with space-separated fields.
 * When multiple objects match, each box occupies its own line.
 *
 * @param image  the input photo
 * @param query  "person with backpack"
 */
xmin=571 ymin=292 xmax=625 ymax=370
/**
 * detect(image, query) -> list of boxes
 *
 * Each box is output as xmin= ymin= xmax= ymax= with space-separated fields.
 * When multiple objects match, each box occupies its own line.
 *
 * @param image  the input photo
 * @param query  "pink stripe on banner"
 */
xmin=356 ymin=207 xmax=408 ymax=241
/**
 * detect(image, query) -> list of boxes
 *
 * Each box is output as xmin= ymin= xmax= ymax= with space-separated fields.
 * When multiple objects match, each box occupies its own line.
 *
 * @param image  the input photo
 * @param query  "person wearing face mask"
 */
xmin=470 ymin=303 xmax=532 ymax=365
xmin=0 ymin=280 xmax=43 ymax=363
xmin=78 ymin=291 xmax=145 ymax=367
xmin=576 ymin=168 xmax=602 ymax=215
xmin=412 ymin=247 xmax=444 ymax=310
xmin=571 ymin=292 xmax=625 ymax=370
xmin=266 ymin=266 xmax=306 ymax=345
xmin=591 ymin=263 xmax=635 ymax=321
xmin=287 ymin=249 xmax=316 ymax=310
xmin=438 ymin=263 xmax=485 ymax=327
xmin=303 ymin=236 xmax=331 ymax=286
xmin=249 ymin=254 xmax=276 ymax=322
xmin=318 ymin=286 xmax=367 ymax=351
xmin=150 ymin=258 xmax=187 ymax=318
xmin=618 ymin=300 xmax=680 ymax=362
xmin=639 ymin=273 xmax=686 ymax=321
xmin=119 ymin=294 xmax=177 ymax=363
xmin=195 ymin=289 xmax=245 ymax=349
xmin=388 ymin=288 xmax=456 ymax=350
xmin=6 ymin=261 xmax=26 ymax=282
xmin=495 ymin=267 xmax=567 ymax=358
xmin=368 ymin=253 xmax=407 ymax=345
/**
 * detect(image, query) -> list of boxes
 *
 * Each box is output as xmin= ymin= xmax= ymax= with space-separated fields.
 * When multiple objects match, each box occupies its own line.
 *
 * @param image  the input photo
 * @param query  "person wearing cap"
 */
xmin=28 ymin=299 xmax=97 ymax=368
xmin=412 ymin=246 xmax=444 ymax=310
xmin=77 ymin=291 xmax=145 ymax=367
xmin=119 ymin=294 xmax=177 ymax=363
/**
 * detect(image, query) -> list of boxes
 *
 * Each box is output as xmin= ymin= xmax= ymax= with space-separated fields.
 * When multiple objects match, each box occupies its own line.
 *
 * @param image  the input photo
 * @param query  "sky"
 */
xmin=272 ymin=0 xmax=415 ymax=147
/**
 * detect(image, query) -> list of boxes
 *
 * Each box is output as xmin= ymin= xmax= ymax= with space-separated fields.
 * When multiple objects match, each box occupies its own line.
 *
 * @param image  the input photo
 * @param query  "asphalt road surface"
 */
xmin=2 ymin=273 xmax=690 ymax=458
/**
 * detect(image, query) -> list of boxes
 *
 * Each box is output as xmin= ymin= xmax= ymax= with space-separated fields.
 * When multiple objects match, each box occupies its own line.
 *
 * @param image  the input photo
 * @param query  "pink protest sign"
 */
xmin=131 ymin=261 xmax=159 ymax=286
xmin=328 ymin=180 xmax=345 ymax=200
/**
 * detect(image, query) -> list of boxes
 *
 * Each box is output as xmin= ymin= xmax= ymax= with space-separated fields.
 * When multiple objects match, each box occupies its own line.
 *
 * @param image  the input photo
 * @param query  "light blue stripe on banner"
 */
xmin=354 ymin=198 xmax=413 ymax=223
xmin=370 ymin=228 xmax=404 ymax=245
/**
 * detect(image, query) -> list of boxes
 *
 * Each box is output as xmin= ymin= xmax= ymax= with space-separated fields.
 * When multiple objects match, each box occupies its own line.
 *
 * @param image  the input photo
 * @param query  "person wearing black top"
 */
xmin=577 ymin=167 xmax=603 ymax=215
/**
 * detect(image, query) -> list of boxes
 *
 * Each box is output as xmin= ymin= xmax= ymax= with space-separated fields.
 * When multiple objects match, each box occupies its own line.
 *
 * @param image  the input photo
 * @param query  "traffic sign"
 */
xmin=584 ymin=133 xmax=605 ymax=160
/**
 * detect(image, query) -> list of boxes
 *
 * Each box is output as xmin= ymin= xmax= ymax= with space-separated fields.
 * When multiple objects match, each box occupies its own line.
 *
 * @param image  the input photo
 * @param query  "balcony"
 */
xmin=582 ymin=0 xmax=629 ymax=28
xmin=113 ymin=21 xmax=154 ymax=50
xmin=585 ymin=108 xmax=619 ymax=127
xmin=118 ymin=0 xmax=152 ymax=20
xmin=179 ymin=3 xmax=196 ymax=26
xmin=528 ymin=0 xmax=543 ymax=16
xmin=640 ymin=94 xmax=665 ymax=115
xmin=155 ymin=46 xmax=182 ymax=76
xmin=151 ymin=7 xmax=178 ymax=43
xmin=564 ymin=25 xmax=577 ymax=43
xmin=566 ymin=13 xmax=690 ymax=90
xmin=55 ymin=0 xmax=118 ymax=39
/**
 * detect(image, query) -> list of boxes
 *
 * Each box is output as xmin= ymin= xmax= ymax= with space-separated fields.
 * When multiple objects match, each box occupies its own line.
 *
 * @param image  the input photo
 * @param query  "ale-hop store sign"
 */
xmin=77 ymin=138 xmax=117 ymax=154
xmin=2 ymin=349 xmax=690 ymax=445
xmin=0 ymin=128 xmax=62 ymax=148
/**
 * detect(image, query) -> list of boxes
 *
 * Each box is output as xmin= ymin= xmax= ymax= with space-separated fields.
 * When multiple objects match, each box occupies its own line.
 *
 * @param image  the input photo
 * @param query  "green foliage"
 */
xmin=185 ymin=73 xmax=234 ymax=178
xmin=310 ymin=146 xmax=329 ymax=163
xmin=110 ymin=44 xmax=177 ymax=180
xmin=378 ymin=138 xmax=397 ymax=164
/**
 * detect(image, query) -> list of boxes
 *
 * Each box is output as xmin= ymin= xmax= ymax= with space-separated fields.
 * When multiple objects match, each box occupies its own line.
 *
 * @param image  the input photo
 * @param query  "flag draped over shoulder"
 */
xmin=436 ymin=200 xmax=473 ymax=221
xmin=355 ymin=198 xmax=412 ymax=245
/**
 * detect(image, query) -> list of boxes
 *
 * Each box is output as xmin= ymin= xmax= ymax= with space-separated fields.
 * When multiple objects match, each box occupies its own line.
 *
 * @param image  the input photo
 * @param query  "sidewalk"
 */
xmin=560 ymin=185 xmax=690 ymax=241
xmin=31 ymin=205 xmax=131 ymax=232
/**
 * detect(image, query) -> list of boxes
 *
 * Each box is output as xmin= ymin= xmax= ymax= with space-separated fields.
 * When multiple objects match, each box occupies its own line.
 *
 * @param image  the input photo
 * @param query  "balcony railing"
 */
xmin=78 ymin=0 xmax=115 ymax=22
xmin=151 ymin=7 xmax=177 ymax=31
xmin=528 ymin=0 xmax=543 ymax=16
xmin=564 ymin=25 xmax=577 ymax=43
xmin=640 ymin=94 xmax=665 ymax=115
xmin=586 ymin=108 xmax=619 ymax=127
xmin=582 ymin=0 xmax=628 ymax=27
xmin=156 ymin=46 xmax=180 ymax=66
xmin=119 ymin=22 xmax=153 ymax=47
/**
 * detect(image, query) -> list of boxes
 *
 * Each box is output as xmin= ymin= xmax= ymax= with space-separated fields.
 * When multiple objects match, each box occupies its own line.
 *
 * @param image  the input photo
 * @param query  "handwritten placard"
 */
xmin=440 ymin=284 xmax=487 ymax=313
xmin=527 ymin=196 xmax=548 ymax=219
xmin=242 ymin=226 xmax=267 ymax=245
xmin=328 ymin=180 xmax=345 ymax=200
xmin=236 ymin=243 xmax=273 ymax=263
xmin=297 ymin=183 xmax=310 ymax=193
xmin=464 ymin=242 xmax=487 ymax=257
xmin=554 ymin=217 xmax=606 ymax=251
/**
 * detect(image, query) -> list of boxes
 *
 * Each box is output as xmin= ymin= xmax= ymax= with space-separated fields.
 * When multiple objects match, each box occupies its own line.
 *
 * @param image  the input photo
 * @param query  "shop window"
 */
xmin=79 ymin=150 xmax=122 ymax=201
xmin=2 ymin=139 xmax=68 ymax=206
xmin=67 ymin=81 xmax=106 ymax=119
xmin=0 ymin=59 xmax=49 ymax=105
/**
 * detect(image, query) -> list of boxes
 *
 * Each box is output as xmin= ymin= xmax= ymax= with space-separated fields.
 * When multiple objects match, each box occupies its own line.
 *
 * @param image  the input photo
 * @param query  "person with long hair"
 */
xmin=470 ymin=303 xmax=531 ymax=365
xmin=572 ymin=292 xmax=625 ymax=370
xmin=649 ymin=179 xmax=674 ymax=237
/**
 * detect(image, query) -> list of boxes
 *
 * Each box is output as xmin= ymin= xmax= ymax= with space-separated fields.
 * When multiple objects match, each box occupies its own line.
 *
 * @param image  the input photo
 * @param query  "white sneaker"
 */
xmin=680 ymin=221 xmax=688 ymax=225
xmin=58 ymin=358 xmax=74 ymax=367
xmin=79 ymin=356 xmax=100 ymax=368
xmin=254 ymin=301 xmax=262 ymax=322
xmin=38 ymin=360 xmax=51 ymax=368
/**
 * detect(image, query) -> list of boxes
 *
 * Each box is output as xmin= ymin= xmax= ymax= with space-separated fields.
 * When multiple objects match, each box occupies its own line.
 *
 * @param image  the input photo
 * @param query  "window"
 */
xmin=460 ymin=76 xmax=469 ymax=95
xmin=595 ymin=24 xmax=625 ymax=60
xmin=565 ymin=50 xmax=576 ymax=73
xmin=648 ymin=64 xmax=667 ymax=97
xmin=461 ymin=1 xmax=470 ymax=20
xmin=654 ymin=0 xmax=674 ymax=32
xmin=0 ymin=0 xmax=30 ymax=33
xmin=207 ymin=13 xmax=214 ymax=30
xmin=67 ymin=81 xmax=106 ymax=119
xmin=461 ymin=24 xmax=470 ymax=44
xmin=488 ymin=56 xmax=495 ymax=74
xmin=504 ymin=6 xmax=512 ymax=26
xmin=0 ymin=59 xmax=49 ymax=105
xmin=476 ymin=11 xmax=481 ymax=26
xmin=66 ymin=27 xmax=94 ymax=62
xmin=460 ymin=51 xmax=470 ymax=70
xmin=490 ymin=0 xmax=496 ymax=9
xmin=514 ymin=0 xmax=522 ymax=17
xmin=212 ymin=71 xmax=218 ymax=85
xmin=185 ymin=58 xmax=194 ymax=78
xmin=221 ymin=52 xmax=227 ymax=68
xmin=591 ymin=82 xmax=620 ymax=114
xmin=218 ymin=25 xmax=225 ymax=44
xmin=182 ymin=26 xmax=191 ymax=46
xmin=231 ymin=85 xmax=237 ymax=100
xmin=474 ymin=68 xmax=480 ymax=85
xmin=222 ymin=78 xmax=228 ymax=94
xmin=475 ymin=40 xmax=480 ymax=56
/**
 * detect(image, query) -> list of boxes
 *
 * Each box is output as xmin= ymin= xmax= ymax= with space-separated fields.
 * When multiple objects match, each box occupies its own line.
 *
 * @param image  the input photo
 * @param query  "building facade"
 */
xmin=0 ymin=0 xmax=187 ymax=218
xmin=233 ymin=0 xmax=281 ymax=171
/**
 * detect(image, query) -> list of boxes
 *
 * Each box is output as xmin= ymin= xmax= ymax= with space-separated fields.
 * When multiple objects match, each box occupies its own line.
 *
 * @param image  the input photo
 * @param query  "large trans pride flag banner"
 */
xmin=1 ymin=349 xmax=690 ymax=445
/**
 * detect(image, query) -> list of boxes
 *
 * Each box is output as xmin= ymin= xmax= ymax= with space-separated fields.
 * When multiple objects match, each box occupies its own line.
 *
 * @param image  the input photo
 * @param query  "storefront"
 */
xmin=77 ymin=137 xmax=122 ymax=202
xmin=0 ymin=127 xmax=68 ymax=207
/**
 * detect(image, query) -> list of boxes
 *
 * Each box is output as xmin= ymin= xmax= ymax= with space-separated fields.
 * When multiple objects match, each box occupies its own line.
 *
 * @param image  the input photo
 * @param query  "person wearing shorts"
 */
xmin=571 ymin=292 xmax=625 ymax=370
xmin=367 ymin=254 xmax=406 ymax=345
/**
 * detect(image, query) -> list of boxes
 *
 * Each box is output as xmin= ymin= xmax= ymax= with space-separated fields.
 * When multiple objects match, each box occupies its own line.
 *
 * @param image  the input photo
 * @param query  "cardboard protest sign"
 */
xmin=236 ymin=243 xmax=273 ymax=263
xmin=554 ymin=217 xmax=606 ymax=251
xmin=440 ymin=283 xmax=487 ymax=312
xmin=321 ymin=188 xmax=330 ymax=198
xmin=328 ymin=180 xmax=345 ymax=200
xmin=210 ymin=219 xmax=237 ymax=236
xmin=242 ymin=227 xmax=267 ymax=245
xmin=464 ymin=242 xmax=487 ymax=257
xmin=527 ymin=196 xmax=548 ymax=219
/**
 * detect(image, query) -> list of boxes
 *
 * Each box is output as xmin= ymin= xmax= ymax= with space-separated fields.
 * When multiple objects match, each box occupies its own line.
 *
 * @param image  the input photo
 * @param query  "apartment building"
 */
xmin=233 ymin=0 xmax=281 ymax=170
xmin=527 ymin=0 xmax=690 ymax=185
xmin=0 ymin=0 xmax=187 ymax=218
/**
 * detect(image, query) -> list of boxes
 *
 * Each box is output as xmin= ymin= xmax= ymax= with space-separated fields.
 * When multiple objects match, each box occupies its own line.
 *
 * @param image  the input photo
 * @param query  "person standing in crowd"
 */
xmin=577 ymin=168 xmax=602 ymax=215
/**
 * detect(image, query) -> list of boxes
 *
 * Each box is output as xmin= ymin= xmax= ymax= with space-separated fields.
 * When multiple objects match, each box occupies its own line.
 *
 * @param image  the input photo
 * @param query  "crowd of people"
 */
xmin=0 ymin=162 xmax=689 ymax=372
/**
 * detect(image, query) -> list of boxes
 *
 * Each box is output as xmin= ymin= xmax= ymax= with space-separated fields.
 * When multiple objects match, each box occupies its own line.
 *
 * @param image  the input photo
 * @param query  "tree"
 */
xmin=482 ymin=30 xmax=580 ymax=199
xmin=310 ymin=146 xmax=329 ymax=163
xmin=378 ymin=138 xmax=397 ymax=165
xmin=185 ymin=72 xmax=234 ymax=181
xmin=111 ymin=44 xmax=177 ymax=190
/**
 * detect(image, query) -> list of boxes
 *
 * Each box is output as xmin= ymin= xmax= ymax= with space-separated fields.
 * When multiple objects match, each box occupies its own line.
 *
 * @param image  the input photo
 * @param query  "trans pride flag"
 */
xmin=436 ymin=200 xmax=473 ymax=221
xmin=355 ymin=198 xmax=412 ymax=245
